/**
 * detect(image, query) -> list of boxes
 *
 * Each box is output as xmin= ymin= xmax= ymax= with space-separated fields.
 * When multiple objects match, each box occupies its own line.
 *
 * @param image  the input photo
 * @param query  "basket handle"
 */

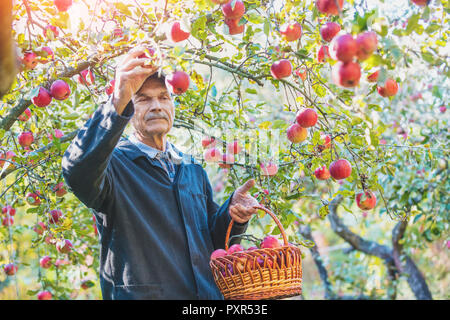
xmin=225 ymin=205 xmax=288 ymax=251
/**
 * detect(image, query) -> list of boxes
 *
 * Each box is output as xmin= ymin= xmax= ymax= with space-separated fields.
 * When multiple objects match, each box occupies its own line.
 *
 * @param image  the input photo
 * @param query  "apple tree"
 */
xmin=0 ymin=0 xmax=448 ymax=299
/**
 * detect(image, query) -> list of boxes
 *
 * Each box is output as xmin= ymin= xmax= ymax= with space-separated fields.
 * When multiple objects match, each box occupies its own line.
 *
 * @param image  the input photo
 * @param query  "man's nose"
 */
xmin=148 ymin=99 xmax=162 ymax=112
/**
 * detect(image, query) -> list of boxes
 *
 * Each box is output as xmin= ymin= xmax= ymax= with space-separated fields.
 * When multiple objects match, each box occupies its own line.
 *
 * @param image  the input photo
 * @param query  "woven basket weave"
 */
xmin=209 ymin=205 xmax=302 ymax=300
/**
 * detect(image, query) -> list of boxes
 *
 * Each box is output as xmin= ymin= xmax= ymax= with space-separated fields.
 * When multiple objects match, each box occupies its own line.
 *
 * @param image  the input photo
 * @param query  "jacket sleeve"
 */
xmin=61 ymin=97 xmax=134 ymax=211
xmin=202 ymin=169 xmax=248 ymax=250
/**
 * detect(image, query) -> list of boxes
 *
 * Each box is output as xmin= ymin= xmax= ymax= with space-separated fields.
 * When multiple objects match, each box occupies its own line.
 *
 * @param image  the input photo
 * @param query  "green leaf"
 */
xmin=263 ymin=18 xmax=271 ymax=37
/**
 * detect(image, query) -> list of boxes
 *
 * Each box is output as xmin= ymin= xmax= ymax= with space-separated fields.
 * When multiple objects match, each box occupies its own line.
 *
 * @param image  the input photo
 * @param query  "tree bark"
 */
xmin=327 ymin=194 xmax=433 ymax=300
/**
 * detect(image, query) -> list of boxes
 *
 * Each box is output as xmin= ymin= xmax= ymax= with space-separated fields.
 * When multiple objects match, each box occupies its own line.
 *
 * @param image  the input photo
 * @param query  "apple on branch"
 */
xmin=377 ymin=79 xmax=399 ymax=97
xmin=356 ymin=190 xmax=377 ymax=210
xmin=329 ymin=159 xmax=352 ymax=180
xmin=270 ymin=59 xmax=293 ymax=79
xmin=280 ymin=22 xmax=302 ymax=42
xmin=165 ymin=71 xmax=190 ymax=95
xmin=316 ymin=0 xmax=344 ymax=16
xmin=286 ymin=123 xmax=308 ymax=143
xmin=332 ymin=61 xmax=361 ymax=88
xmin=222 ymin=0 xmax=246 ymax=20
xmin=18 ymin=131 xmax=34 ymax=148
xmin=320 ymin=22 xmax=341 ymax=42
xmin=260 ymin=161 xmax=278 ymax=176
xmin=168 ymin=21 xmax=190 ymax=42
xmin=50 ymin=80 xmax=71 ymax=100
xmin=329 ymin=34 xmax=357 ymax=62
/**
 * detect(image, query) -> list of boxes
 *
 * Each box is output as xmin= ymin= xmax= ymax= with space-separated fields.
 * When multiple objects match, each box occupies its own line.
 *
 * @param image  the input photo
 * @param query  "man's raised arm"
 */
xmin=61 ymin=47 xmax=158 ymax=210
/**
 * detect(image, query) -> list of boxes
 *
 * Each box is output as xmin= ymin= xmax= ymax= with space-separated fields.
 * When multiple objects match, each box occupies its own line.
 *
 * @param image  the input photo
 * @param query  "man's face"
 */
xmin=131 ymin=77 xmax=174 ymax=138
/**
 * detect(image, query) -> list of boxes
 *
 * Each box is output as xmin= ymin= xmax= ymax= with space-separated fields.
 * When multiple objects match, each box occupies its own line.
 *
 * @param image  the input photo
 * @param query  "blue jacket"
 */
xmin=61 ymin=98 xmax=247 ymax=299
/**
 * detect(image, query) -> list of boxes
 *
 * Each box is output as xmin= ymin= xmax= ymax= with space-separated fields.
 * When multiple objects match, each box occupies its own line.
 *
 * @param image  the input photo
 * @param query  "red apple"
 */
xmin=44 ymin=25 xmax=59 ymax=39
xmin=330 ymin=34 xmax=357 ymax=62
xmin=332 ymin=61 xmax=361 ymax=87
xmin=356 ymin=31 xmax=378 ymax=61
xmin=218 ymin=153 xmax=235 ymax=169
xmin=204 ymin=147 xmax=222 ymax=162
xmin=356 ymin=190 xmax=377 ymax=210
xmin=270 ymin=59 xmax=292 ymax=79
xmin=77 ymin=69 xmax=95 ymax=86
xmin=410 ymin=92 xmax=423 ymax=101
xmin=106 ymin=79 xmax=115 ymax=96
xmin=40 ymin=256 xmax=52 ymax=269
xmin=280 ymin=22 xmax=302 ymax=42
xmin=48 ymin=129 xmax=64 ymax=142
xmin=222 ymin=0 xmax=245 ymax=19
xmin=37 ymin=291 xmax=52 ymax=300
xmin=202 ymin=136 xmax=216 ymax=148
xmin=260 ymin=235 xmax=281 ymax=249
xmin=329 ymin=159 xmax=352 ymax=180
xmin=48 ymin=209 xmax=63 ymax=225
xmin=318 ymin=134 xmax=331 ymax=152
xmin=227 ymin=140 xmax=242 ymax=154
xmin=314 ymin=165 xmax=331 ymax=180
xmin=3 ymin=263 xmax=17 ymax=276
xmin=260 ymin=162 xmax=278 ymax=176
xmin=320 ymin=22 xmax=341 ymax=42
xmin=316 ymin=0 xmax=344 ymax=16
xmin=54 ymin=259 xmax=70 ymax=267
xmin=210 ymin=249 xmax=228 ymax=260
xmin=32 ymin=87 xmax=52 ymax=108
xmin=316 ymin=45 xmax=329 ymax=63
xmin=165 ymin=71 xmax=190 ymax=95
xmin=0 ymin=151 xmax=16 ymax=168
xmin=38 ymin=46 xmax=54 ymax=64
xmin=296 ymin=109 xmax=318 ymax=128
xmin=53 ymin=182 xmax=67 ymax=197
xmin=367 ymin=70 xmax=379 ymax=82
xmin=227 ymin=244 xmax=244 ymax=254
xmin=2 ymin=205 xmax=16 ymax=216
xmin=224 ymin=18 xmax=245 ymax=35
xmin=295 ymin=67 xmax=307 ymax=81
xmin=287 ymin=123 xmax=308 ymax=143
xmin=22 ymin=52 xmax=38 ymax=70
xmin=54 ymin=0 xmax=72 ymax=12
xmin=27 ymin=192 xmax=41 ymax=206
xmin=113 ymin=28 xmax=124 ymax=38
xmin=18 ymin=108 xmax=32 ymax=121
xmin=168 ymin=21 xmax=190 ymax=42
xmin=377 ymin=79 xmax=398 ymax=97
xmin=411 ymin=0 xmax=430 ymax=5
xmin=439 ymin=105 xmax=446 ymax=113
xmin=56 ymin=239 xmax=73 ymax=254
xmin=2 ymin=216 xmax=14 ymax=226
xmin=50 ymin=80 xmax=71 ymax=100
xmin=18 ymin=131 xmax=34 ymax=148
xmin=33 ymin=222 xmax=47 ymax=235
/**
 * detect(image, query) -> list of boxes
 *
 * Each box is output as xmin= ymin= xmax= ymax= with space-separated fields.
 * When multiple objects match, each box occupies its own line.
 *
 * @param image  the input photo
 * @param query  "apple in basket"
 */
xmin=260 ymin=235 xmax=281 ymax=249
xmin=256 ymin=253 xmax=274 ymax=268
xmin=227 ymin=244 xmax=244 ymax=254
xmin=210 ymin=249 xmax=228 ymax=277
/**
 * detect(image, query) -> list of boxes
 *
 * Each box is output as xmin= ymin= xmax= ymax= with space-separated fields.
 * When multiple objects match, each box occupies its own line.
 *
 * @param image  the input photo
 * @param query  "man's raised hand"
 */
xmin=112 ymin=46 xmax=160 ymax=115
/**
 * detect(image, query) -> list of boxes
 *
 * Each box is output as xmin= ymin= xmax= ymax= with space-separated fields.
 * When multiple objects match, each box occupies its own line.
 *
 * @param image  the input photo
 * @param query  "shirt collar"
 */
xmin=128 ymin=134 xmax=183 ymax=164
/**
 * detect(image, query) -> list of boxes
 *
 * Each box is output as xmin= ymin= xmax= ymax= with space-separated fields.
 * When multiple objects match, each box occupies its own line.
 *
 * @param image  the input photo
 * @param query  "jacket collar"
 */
xmin=116 ymin=136 xmax=196 ymax=165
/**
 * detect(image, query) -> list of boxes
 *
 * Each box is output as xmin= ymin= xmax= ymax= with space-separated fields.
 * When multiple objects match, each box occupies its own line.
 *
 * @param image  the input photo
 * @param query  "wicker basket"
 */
xmin=209 ymin=205 xmax=302 ymax=300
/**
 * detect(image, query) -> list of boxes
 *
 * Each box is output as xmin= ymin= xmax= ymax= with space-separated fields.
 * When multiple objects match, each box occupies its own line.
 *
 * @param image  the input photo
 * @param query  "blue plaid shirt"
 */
xmin=128 ymin=134 xmax=182 ymax=181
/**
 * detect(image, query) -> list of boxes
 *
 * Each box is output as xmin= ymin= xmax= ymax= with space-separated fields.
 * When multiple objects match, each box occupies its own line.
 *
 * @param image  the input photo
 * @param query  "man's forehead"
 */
xmin=135 ymin=78 xmax=169 ymax=97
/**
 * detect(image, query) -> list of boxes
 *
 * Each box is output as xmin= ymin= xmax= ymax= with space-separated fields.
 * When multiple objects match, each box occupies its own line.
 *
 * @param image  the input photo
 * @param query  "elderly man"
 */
xmin=61 ymin=47 xmax=259 ymax=300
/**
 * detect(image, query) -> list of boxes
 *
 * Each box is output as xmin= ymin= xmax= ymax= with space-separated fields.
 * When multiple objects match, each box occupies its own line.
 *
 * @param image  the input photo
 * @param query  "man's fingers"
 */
xmin=123 ymin=66 xmax=157 ymax=79
xmin=119 ymin=46 xmax=148 ymax=65
xmin=121 ymin=58 xmax=152 ymax=72
xmin=236 ymin=179 xmax=255 ymax=195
